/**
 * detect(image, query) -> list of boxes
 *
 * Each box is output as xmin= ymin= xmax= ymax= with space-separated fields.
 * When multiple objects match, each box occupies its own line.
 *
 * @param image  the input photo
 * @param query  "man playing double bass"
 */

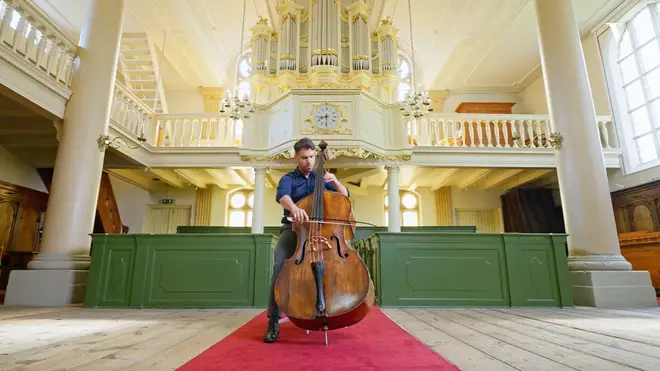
xmin=263 ymin=137 xmax=350 ymax=343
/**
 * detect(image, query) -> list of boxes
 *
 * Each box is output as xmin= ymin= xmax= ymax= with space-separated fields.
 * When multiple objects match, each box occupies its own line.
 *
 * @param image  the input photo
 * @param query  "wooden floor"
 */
xmin=0 ymin=305 xmax=659 ymax=370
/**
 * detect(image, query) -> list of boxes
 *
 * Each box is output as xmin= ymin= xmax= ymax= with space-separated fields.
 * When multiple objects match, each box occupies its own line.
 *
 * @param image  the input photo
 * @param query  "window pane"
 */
xmin=401 ymin=193 xmax=417 ymax=209
xmin=398 ymin=59 xmax=410 ymax=79
xmin=229 ymin=211 xmax=246 ymax=226
xmin=402 ymin=211 xmax=418 ymax=227
xmin=247 ymin=193 xmax=254 ymax=208
xmin=646 ymin=68 xmax=660 ymax=100
xmin=625 ymin=80 xmax=646 ymax=109
xmin=619 ymin=30 xmax=633 ymax=59
xmin=631 ymin=9 xmax=655 ymax=46
xmin=619 ymin=55 xmax=639 ymax=84
xmin=638 ymin=41 xmax=660 ymax=73
xmin=239 ymin=57 xmax=252 ymax=77
xmin=650 ymin=99 xmax=660 ymax=127
xmin=636 ymin=134 xmax=658 ymax=163
xmin=631 ymin=107 xmax=652 ymax=135
xmin=230 ymin=193 xmax=246 ymax=208
xmin=247 ymin=211 xmax=252 ymax=227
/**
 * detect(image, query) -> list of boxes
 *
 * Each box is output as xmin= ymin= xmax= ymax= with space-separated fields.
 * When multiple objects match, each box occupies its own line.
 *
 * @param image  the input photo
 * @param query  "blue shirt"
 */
xmin=275 ymin=168 xmax=349 ymax=223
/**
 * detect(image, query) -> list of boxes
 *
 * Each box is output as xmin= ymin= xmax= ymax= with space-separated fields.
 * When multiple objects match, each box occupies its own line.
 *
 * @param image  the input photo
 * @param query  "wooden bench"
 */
xmin=619 ymin=231 xmax=660 ymax=296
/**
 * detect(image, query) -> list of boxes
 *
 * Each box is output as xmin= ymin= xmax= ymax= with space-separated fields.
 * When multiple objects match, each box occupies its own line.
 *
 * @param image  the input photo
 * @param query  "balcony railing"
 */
xmin=110 ymin=82 xmax=242 ymax=148
xmin=0 ymin=0 xmax=77 ymax=92
xmin=407 ymin=114 xmax=615 ymax=149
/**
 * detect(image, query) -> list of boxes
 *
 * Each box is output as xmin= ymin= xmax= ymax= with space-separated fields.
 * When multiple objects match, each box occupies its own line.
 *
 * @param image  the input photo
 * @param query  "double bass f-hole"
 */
xmin=295 ymin=233 xmax=347 ymax=265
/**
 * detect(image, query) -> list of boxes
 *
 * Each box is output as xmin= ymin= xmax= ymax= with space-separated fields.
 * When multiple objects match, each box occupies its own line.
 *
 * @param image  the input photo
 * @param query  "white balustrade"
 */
xmin=407 ymin=114 xmax=615 ymax=149
xmin=110 ymin=82 xmax=154 ymax=143
xmin=0 ymin=0 xmax=77 ymax=90
xmin=152 ymin=114 xmax=242 ymax=148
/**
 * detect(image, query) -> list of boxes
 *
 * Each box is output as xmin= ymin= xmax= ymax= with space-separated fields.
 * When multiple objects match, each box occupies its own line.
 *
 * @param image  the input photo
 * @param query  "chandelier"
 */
xmin=220 ymin=0 xmax=255 ymax=120
xmin=399 ymin=0 xmax=432 ymax=119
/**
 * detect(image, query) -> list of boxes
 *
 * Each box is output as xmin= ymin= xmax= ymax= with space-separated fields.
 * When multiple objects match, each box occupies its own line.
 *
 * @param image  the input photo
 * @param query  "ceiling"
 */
xmin=32 ymin=0 xmax=623 ymax=92
xmin=107 ymin=166 xmax=558 ymax=195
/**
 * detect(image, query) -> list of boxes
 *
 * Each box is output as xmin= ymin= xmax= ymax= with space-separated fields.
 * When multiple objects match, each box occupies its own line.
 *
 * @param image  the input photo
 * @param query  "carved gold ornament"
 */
xmin=240 ymin=147 xmax=411 ymax=162
xmin=548 ymin=132 xmax=564 ymax=150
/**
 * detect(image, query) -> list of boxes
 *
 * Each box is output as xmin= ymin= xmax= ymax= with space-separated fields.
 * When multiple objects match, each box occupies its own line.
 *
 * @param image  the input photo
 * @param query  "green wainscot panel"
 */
xmin=371 ymin=232 xmax=571 ymax=308
xmin=84 ymin=233 xmax=276 ymax=309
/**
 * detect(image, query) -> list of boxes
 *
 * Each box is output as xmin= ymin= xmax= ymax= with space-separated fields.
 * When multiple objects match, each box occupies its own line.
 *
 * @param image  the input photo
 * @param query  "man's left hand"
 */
xmin=323 ymin=171 xmax=338 ymax=184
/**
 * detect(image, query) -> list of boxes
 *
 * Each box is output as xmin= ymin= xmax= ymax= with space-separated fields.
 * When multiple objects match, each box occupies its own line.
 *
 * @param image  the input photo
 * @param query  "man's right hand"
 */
xmin=291 ymin=206 xmax=309 ymax=222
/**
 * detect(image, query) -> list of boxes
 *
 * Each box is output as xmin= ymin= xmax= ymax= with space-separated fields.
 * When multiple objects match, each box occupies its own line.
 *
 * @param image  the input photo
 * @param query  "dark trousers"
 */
xmin=267 ymin=223 xmax=298 ymax=319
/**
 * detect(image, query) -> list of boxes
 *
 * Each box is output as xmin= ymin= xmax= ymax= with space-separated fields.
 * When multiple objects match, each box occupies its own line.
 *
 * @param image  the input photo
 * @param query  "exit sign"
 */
xmin=160 ymin=199 xmax=175 ymax=204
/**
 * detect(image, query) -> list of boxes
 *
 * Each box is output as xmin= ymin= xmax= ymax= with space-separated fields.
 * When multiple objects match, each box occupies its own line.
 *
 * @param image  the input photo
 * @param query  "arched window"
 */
xmin=383 ymin=191 xmax=420 ymax=227
xmin=227 ymin=189 xmax=254 ymax=227
xmin=613 ymin=3 xmax=660 ymax=171
xmin=397 ymin=55 xmax=412 ymax=102
xmin=236 ymin=54 xmax=252 ymax=100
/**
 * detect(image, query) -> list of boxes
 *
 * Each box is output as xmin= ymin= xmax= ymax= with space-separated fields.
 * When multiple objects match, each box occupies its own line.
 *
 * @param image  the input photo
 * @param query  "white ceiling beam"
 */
xmin=174 ymin=169 xmax=207 ymax=189
xmin=479 ymin=169 xmax=524 ymax=190
xmin=149 ymin=168 xmax=186 ymax=188
xmin=233 ymin=168 xmax=253 ymax=187
xmin=346 ymin=183 xmax=369 ymax=196
xmin=337 ymin=167 xmax=383 ymax=183
xmin=501 ymin=169 xmax=554 ymax=191
xmin=456 ymin=168 xmax=492 ymax=189
xmin=430 ymin=168 xmax=459 ymax=191
xmin=205 ymin=169 xmax=229 ymax=189
xmin=105 ymin=169 xmax=155 ymax=191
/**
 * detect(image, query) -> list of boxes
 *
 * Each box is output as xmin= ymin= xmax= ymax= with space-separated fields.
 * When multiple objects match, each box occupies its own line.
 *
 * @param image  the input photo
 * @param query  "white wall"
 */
xmin=443 ymin=91 xmax=527 ymax=113
xmin=0 ymin=145 xmax=47 ymax=192
xmin=107 ymin=174 xmax=151 ymax=233
xmin=163 ymin=88 xmax=205 ymax=113
xmin=519 ymin=33 xmax=611 ymax=116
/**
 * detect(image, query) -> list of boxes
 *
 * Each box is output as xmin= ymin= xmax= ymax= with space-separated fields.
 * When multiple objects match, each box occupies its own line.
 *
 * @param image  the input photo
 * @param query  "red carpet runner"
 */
xmin=177 ymin=308 xmax=459 ymax=371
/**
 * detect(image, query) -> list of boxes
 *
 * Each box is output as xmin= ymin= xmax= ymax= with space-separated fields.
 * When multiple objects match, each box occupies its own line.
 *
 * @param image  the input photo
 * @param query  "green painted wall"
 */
xmin=372 ymin=232 xmax=572 ymax=308
xmin=84 ymin=230 xmax=571 ymax=309
xmin=84 ymin=233 xmax=276 ymax=308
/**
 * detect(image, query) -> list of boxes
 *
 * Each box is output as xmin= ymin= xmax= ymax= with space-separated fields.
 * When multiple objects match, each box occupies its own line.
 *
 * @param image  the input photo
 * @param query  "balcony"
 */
xmin=108 ymin=82 xmax=619 ymax=169
xmin=0 ymin=0 xmax=620 ymax=172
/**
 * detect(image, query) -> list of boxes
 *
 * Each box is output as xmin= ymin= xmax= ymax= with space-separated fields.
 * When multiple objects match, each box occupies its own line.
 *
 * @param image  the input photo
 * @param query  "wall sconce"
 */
xmin=97 ymin=133 xmax=147 ymax=152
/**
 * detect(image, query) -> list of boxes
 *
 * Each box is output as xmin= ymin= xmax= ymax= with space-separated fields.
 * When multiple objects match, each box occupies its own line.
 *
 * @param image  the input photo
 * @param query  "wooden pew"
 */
xmin=619 ymin=231 xmax=660 ymax=296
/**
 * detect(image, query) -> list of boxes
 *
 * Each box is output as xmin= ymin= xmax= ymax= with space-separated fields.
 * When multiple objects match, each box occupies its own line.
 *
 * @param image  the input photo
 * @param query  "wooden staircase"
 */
xmin=37 ymin=169 xmax=125 ymax=234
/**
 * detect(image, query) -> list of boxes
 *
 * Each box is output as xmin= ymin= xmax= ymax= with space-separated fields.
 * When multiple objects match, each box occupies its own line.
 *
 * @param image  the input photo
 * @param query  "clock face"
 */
xmin=313 ymin=104 xmax=341 ymax=129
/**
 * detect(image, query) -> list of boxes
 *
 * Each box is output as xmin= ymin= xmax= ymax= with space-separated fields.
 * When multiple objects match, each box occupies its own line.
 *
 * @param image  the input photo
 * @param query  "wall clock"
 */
xmin=302 ymin=103 xmax=351 ymax=135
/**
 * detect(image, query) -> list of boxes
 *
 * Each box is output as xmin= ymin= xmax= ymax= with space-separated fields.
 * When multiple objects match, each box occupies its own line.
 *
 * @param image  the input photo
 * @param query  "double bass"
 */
xmin=274 ymin=140 xmax=375 ymax=346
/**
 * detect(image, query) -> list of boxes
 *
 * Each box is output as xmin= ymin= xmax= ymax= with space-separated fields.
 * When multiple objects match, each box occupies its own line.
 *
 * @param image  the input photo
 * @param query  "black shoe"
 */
xmin=263 ymin=317 xmax=280 ymax=343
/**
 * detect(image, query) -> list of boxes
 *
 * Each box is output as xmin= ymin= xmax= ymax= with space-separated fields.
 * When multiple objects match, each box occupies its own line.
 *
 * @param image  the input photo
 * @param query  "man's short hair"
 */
xmin=294 ymin=137 xmax=315 ymax=153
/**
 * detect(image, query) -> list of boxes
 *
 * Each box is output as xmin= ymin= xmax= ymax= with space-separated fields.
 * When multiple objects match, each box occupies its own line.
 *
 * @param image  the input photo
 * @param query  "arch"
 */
xmin=226 ymin=188 xmax=254 ymax=227
xmin=383 ymin=190 xmax=421 ymax=227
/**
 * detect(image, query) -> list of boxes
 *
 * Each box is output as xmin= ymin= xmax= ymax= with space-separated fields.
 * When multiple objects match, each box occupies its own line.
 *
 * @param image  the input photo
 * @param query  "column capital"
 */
xmin=254 ymin=166 xmax=268 ymax=175
xmin=199 ymin=86 xmax=226 ymax=100
xmin=386 ymin=165 xmax=399 ymax=172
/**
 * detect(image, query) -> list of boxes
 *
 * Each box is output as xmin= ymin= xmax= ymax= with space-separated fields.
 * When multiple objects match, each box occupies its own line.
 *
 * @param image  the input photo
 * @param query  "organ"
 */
xmin=249 ymin=0 xmax=400 ymax=104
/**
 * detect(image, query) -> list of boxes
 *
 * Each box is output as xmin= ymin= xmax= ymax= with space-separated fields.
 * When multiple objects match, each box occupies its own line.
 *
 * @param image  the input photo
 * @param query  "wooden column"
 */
xmin=194 ymin=188 xmax=213 ymax=226
xmin=435 ymin=186 xmax=452 ymax=226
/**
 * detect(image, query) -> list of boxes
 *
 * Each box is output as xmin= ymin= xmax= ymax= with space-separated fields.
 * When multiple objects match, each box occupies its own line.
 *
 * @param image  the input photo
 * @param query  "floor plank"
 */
xmin=1 ymin=305 xmax=659 ymax=370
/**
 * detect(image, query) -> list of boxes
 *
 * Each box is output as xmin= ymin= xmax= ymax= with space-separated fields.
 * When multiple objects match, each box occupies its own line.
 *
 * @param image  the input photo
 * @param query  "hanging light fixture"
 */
xmin=220 ymin=0 xmax=255 ymax=120
xmin=399 ymin=0 xmax=432 ymax=119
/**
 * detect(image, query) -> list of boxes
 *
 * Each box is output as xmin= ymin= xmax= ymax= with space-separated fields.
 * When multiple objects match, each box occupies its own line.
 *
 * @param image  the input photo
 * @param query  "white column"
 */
xmin=387 ymin=166 xmax=400 ymax=232
xmin=533 ymin=0 xmax=656 ymax=307
xmin=5 ymin=0 xmax=126 ymax=306
xmin=251 ymin=167 xmax=267 ymax=234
